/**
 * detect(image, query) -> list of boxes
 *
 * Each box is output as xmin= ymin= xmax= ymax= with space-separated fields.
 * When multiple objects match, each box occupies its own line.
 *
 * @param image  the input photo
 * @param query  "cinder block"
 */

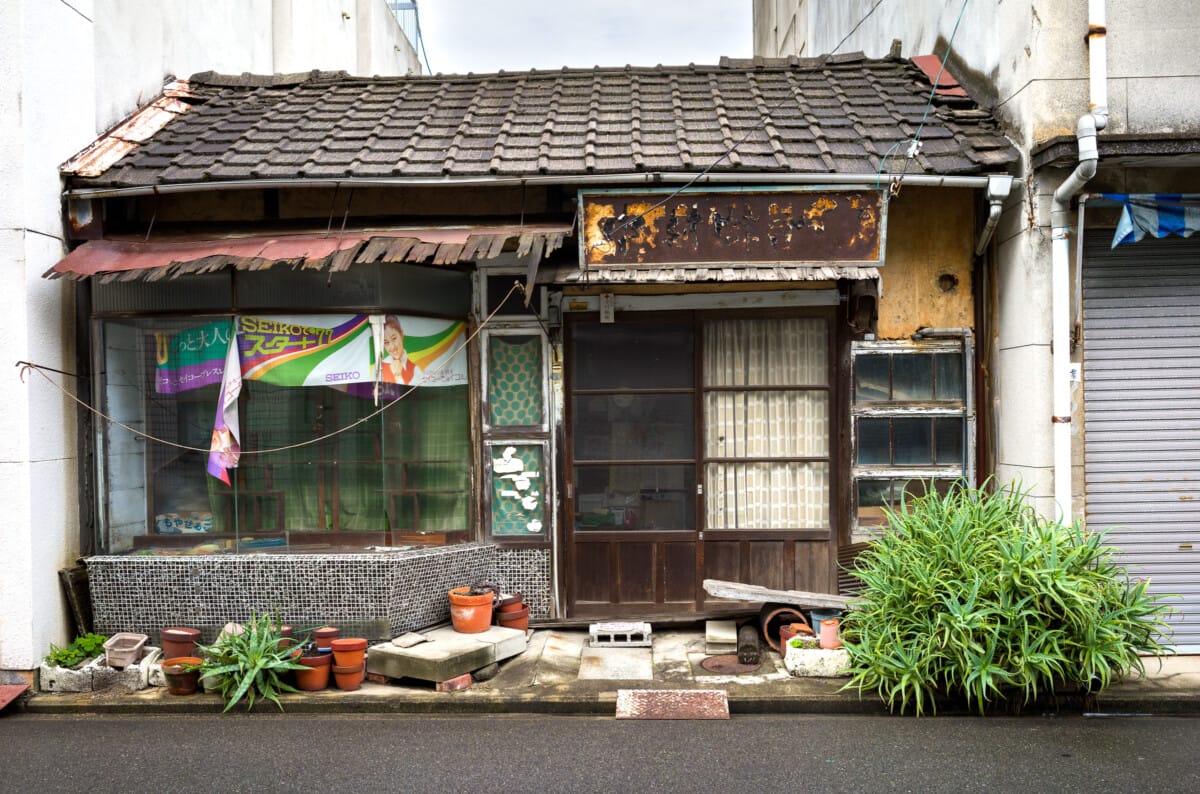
xmin=436 ymin=673 xmax=473 ymax=692
xmin=589 ymin=621 xmax=652 ymax=647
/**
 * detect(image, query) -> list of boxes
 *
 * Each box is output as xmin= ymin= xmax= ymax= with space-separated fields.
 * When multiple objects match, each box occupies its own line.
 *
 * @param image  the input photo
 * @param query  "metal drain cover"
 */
xmin=700 ymin=653 xmax=762 ymax=674
xmin=615 ymin=689 xmax=730 ymax=720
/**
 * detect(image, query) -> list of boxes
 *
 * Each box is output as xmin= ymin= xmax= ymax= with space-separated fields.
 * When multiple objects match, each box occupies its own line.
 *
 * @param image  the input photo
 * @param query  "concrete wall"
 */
xmin=0 ymin=0 xmax=418 ymax=677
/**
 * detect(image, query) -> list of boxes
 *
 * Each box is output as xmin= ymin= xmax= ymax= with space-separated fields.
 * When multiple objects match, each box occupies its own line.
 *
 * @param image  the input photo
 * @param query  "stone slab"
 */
xmin=784 ymin=647 xmax=851 ymax=678
xmin=615 ymin=689 xmax=730 ymax=720
xmin=578 ymin=647 xmax=653 ymax=680
xmin=367 ymin=625 xmax=527 ymax=683
xmin=705 ymin=620 xmax=738 ymax=655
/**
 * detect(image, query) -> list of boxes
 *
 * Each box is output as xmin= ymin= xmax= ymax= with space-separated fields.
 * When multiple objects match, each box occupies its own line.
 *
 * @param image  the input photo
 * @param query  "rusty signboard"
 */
xmin=581 ymin=188 xmax=884 ymax=268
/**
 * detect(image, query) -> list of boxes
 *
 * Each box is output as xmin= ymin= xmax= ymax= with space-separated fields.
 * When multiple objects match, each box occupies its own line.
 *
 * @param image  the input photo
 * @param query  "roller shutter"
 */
xmin=1082 ymin=232 xmax=1200 ymax=652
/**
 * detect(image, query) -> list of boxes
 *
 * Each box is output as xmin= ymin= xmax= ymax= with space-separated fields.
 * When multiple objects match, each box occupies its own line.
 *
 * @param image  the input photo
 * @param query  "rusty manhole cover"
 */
xmin=700 ymin=653 xmax=761 ymax=674
xmin=615 ymin=689 xmax=730 ymax=720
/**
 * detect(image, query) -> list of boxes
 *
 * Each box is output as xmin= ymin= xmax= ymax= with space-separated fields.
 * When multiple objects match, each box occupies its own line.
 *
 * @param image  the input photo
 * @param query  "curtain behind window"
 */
xmin=704 ymin=318 xmax=829 ymax=529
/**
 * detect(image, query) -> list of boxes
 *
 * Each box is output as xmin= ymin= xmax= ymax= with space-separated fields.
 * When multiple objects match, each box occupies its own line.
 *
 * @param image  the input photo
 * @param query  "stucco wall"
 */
xmin=0 ymin=0 xmax=418 ymax=676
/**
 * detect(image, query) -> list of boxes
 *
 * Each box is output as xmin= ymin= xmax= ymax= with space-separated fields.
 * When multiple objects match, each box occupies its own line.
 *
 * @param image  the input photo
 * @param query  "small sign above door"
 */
xmin=580 ymin=188 xmax=885 ymax=268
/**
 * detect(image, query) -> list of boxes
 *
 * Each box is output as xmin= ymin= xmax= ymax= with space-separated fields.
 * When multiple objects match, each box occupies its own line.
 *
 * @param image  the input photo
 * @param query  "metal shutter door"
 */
xmin=1083 ymin=232 xmax=1200 ymax=652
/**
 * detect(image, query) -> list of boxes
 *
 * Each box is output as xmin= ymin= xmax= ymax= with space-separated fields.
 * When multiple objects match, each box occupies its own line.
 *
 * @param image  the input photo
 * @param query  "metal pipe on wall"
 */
xmin=1049 ymin=0 xmax=1107 ymax=520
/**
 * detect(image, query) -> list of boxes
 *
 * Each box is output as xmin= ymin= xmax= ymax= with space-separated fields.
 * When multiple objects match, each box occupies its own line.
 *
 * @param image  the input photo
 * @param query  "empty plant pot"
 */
xmin=332 ymin=663 xmax=364 ymax=692
xmin=819 ymin=618 xmax=843 ymax=650
xmin=448 ymin=586 xmax=494 ymax=634
xmin=104 ymin=633 xmax=148 ymax=669
xmin=160 ymin=627 xmax=201 ymax=660
xmin=295 ymin=653 xmax=332 ymax=691
xmin=495 ymin=593 xmax=524 ymax=613
xmin=313 ymin=626 xmax=340 ymax=649
xmin=330 ymin=637 xmax=368 ymax=667
xmin=495 ymin=605 xmax=530 ymax=632
xmin=161 ymin=656 xmax=203 ymax=696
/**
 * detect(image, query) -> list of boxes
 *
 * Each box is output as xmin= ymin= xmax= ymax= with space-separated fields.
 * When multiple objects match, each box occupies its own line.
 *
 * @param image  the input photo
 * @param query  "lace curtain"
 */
xmin=704 ymin=317 xmax=829 ymax=529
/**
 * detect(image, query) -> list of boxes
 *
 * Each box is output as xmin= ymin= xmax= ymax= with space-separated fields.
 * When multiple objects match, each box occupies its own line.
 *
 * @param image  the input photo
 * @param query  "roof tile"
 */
xmin=67 ymin=57 xmax=1017 ymax=188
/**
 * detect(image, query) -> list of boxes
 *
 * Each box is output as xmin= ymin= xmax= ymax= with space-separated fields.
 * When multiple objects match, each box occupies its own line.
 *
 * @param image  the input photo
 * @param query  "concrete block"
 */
xmin=783 ymin=647 xmax=851 ymax=678
xmin=704 ymin=620 xmax=738 ymax=655
xmin=38 ymin=658 xmax=98 ymax=693
xmin=589 ymin=621 xmax=652 ymax=647
xmin=436 ymin=673 xmax=473 ymax=692
xmin=578 ymin=647 xmax=653 ymax=680
xmin=366 ymin=625 xmax=526 ymax=683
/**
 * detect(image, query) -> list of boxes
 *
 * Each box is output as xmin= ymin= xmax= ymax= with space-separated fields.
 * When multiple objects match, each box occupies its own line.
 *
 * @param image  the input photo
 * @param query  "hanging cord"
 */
xmin=16 ymin=281 xmax=526 ymax=455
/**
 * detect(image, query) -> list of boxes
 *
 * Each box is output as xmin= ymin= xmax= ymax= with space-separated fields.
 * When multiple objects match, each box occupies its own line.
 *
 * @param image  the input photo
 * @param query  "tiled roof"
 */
xmin=66 ymin=54 xmax=1018 ymax=189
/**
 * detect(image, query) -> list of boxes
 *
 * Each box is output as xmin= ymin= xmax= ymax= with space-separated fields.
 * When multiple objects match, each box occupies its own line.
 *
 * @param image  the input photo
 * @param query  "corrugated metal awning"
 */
xmin=46 ymin=225 xmax=571 ymax=282
xmin=545 ymin=263 xmax=880 ymax=284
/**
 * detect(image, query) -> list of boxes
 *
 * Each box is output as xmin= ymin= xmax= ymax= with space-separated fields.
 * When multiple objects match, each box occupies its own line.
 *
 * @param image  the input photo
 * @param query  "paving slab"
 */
xmin=578 ymin=647 xmax=653 ymax=680
xmin=652 ymin=630 xmax=701 ymax=683
xmin=532 ymin=631 xmax=585 ymax=686
xmin=367 ymin=625 xmax=526 ymax=683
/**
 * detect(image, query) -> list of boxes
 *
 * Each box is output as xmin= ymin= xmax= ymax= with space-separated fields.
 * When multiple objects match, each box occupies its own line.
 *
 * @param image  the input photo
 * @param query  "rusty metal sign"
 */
xmin=581 ymin=189 xmax=884 ymax=268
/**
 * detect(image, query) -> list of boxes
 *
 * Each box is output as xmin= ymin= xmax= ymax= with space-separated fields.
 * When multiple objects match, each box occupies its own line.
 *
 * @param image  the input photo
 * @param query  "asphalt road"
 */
xmin=1 ymin=713 xmax=1197 ymax=793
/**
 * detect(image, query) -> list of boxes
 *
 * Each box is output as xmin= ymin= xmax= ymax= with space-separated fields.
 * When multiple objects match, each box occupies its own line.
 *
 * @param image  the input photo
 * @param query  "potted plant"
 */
xmin=194 ymin=612 xmax=308 ymax=712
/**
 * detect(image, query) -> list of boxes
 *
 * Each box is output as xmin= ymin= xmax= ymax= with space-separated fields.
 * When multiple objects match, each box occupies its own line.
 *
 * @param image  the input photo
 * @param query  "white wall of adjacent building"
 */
xmin=0 ymin=0 xmax=418 ymax=677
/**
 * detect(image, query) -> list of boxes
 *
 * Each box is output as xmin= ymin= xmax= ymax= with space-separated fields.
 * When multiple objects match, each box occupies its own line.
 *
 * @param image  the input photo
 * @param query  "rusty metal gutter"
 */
xmin=64 ymin=171 xmax=1021 ymax=201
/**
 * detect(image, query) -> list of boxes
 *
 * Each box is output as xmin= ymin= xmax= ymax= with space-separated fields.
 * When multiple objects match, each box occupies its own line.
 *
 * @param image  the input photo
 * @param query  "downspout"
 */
xmin=1050 ymin=0 xmax=1107 ymax=519
xmin=974 ymin=174 xmax=1015 ymax=257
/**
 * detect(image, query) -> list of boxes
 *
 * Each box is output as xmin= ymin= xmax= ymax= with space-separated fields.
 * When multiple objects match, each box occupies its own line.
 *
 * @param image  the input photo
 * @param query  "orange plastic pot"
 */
xmin=295 ymin=653 xmax=331 ymax=691
xmin=496 ymin=605 xmax=530 ymax=632
xmin=448 ymin=586 xmax=494 ymax=633
xmin=330 ymin=637 xmax=368 ymax=667
xmin=332 ymin=663 xmax=364 ymax=692
xmin=313 ymin=626 xmax=340 ymax=649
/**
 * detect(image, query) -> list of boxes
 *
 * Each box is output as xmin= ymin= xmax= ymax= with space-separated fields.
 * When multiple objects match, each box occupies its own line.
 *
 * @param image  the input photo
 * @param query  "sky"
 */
xmin=414 ymin=0 xmax=754 ymax=75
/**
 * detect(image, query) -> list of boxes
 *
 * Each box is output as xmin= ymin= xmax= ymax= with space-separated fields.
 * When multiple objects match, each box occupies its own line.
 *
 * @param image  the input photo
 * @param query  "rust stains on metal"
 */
xmin=61 ymin=80 xmax=196 ymax=178
xmin=44 ymin=224 xmax=569 ymax=282
xmin=614 ymin=689 xmax=730 ymax=720
xmin=582 ymin=190 xmax=883 ymax=268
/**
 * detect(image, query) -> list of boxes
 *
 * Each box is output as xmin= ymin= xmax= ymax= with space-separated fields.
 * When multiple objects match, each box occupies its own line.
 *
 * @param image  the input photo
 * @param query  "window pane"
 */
xmin=893 ymin=353 xmax=934 ymax=400
xmin=488 ymin=334 xmax=543 ymax=427
xmin=573 ymin=394 xmax=694 ymax=460
xmin=97 ymin=317 xmax=471 ymax=555
xmin=856 ymin=479 xmax=892 ymax=528
xmin=705 ymin=391 xmax=828 ymax=458
xmin=893 ymin=417 xmax=933 ymax=464
xmin=575 ymin=464 xmax=694 ymax=530
xmin=857 ymin=418 xmax=891 ymax=464
xmin=935 ymin=417 xmax=965 ymax=464
xmin=854 ymin=353 xmax=891 ymax=402
xmin=935 ymin=352 xmax=965 ymax=399
xmin=572 ymin=322 xmax=693 ymax=389
xmin=705 ymin=462 xmax=829 ymax=529
xmin=704 ymin=317 xmax=827 ymax=387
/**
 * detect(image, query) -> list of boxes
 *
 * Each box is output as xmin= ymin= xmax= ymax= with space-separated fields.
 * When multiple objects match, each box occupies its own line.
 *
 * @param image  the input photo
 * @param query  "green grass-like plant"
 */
xmin=841 ymin=481 xmax=1173 ymax=715
xmin=44 ymin=633 xmax=109 ymax=668
xmin=194 ymin=613 xmax=307 ymax=712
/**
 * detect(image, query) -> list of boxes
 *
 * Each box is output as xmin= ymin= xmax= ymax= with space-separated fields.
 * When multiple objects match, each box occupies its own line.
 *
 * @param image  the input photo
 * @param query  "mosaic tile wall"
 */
xmin=85 ymin=543 xmax=541 ymax=641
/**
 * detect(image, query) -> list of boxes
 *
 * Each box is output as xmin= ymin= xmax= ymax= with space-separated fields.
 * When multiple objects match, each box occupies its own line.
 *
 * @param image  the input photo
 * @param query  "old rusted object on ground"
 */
xmin=615 ymin=689 xmax=729 ymax=720
xmin=699 ymin=654 xmax=761 ymax=675
xmin=737 ymin=623 xmax=760 ymax=665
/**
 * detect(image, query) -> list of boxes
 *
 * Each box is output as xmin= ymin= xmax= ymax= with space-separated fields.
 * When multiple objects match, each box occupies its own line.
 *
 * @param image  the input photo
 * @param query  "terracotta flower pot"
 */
xmin=294 ymin=653 xmax=332 ymax=691
xmin=778 ymin=622 xmax=814 ymax=654
xmin=162 ymin=656 xmax=203 ymax=696
xmin=160 ymin=627 xmax=201 ymax=660
xmin=448 ymin=586 xmax=493 ymax=633
xmin=332 ymin=663 xmax=364 ymax=692
xmin=495 ymin=593 xmax=524 ymax=613
xmin=313 ymin=626 xmax=340 ymax=649
xmin=495 ymin=605 xmax=530 ymax=632
xmin=330 ymin=637 xmax=368 ymax=667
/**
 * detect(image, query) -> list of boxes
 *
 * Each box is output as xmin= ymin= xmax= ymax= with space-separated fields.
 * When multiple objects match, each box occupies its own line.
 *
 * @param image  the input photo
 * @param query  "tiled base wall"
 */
xmin=87 ymin=544 xmax=553 ymax=641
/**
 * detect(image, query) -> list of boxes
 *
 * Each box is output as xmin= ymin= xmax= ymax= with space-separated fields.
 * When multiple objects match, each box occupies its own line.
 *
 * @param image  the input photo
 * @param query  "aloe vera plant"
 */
xmin=194 ymin=612 xmax=307 ymax=712
xmin=841 ymin=481 xmax=1172 ymax=715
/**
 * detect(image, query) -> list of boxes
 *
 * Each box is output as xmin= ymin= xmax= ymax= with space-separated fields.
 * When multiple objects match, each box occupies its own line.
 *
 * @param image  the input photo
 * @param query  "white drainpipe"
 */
xmin=1050 ymin=0 xmax=1107 ymax=519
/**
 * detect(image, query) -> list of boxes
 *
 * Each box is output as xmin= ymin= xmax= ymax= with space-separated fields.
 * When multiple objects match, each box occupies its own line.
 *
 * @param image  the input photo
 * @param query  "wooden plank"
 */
xmin=702 ymin=579 xmax=855 ymax=609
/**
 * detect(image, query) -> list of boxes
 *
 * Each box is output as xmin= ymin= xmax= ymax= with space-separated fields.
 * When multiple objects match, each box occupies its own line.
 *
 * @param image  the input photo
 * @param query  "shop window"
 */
xmin=94 ymin=314 xmax=471 ymax=554
xmin=851 ymin=341 xmax=973 ymax=536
